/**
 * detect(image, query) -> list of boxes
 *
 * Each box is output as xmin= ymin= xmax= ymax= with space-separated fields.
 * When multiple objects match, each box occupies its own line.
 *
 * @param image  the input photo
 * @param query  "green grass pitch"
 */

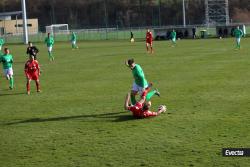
xmin=0 ymin=38 xmax=250 ymax=167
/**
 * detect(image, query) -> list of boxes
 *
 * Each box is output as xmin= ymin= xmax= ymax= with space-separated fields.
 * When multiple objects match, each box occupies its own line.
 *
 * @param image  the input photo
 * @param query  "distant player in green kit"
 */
xmin=233 ymin=26 xmax=243 ymax=49
xmin=0 ymin=37 xmax=4 ymax=52
xmin=125 ymin=58 xmax=160 ymax=105
xmin=71 ymin=32 xmax=78 ymax=49
xmin=170 ymin=29 xmax=176 ymax=46
xmin=44 ymin=33 xmax=54 ymax=61
xmin=0 ymin=48 xmax=14 ymax=89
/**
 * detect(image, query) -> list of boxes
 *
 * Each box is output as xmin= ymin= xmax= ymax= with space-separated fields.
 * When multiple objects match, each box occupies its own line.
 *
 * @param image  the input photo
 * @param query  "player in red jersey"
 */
xmin=124 ymin=91 xmax=166 ymax=119
xmin=24 ymin=55 xmax=41 ymax=95
xmin=146 ymin=29 xmax=154 ymax=54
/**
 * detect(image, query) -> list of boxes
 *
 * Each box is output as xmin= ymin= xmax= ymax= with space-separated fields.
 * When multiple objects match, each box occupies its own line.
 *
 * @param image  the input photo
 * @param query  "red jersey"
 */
xmin=25 ymin=60 xmax=40 ymax=80
xmin=25 ymin=60 xmax=40 ymax=74
xmin=146 ymin=31 xmax=153 ymax=42
xmin=128 ymin=102 xmax=157 ymax=118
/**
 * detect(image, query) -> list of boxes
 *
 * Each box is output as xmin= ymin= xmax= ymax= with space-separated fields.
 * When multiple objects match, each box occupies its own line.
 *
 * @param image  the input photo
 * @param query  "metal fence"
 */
xmin=2 ymin=24 xmax=250 ymax=44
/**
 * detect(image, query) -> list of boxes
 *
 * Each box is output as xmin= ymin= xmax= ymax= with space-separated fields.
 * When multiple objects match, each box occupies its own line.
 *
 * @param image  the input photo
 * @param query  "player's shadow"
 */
xmin=0 ymin=92 xmax=26 ymax=96
xmin=5 ymin=111 xmax=135 ymax=125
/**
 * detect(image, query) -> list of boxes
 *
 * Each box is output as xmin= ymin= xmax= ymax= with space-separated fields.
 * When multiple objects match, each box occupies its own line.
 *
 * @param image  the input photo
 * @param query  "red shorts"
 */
xmin=27 ymin=73 xmax=39 ymax=80
xmin=146 ymin=40 xmax=152 ymax=45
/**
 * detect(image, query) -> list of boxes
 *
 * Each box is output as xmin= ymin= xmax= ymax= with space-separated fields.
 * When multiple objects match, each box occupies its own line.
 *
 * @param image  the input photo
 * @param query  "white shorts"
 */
xmin=132 ymin=82 xmax=148 ymax=95
xmin=72 ymin=41 xmax=76 ymax=45
xmin=236 ymin=38 xmax=241 ymax=44
xmin=3 ymin=68 xmax=13 ymax=77
xmin=48 ymin=46 xmax=53 ymax=52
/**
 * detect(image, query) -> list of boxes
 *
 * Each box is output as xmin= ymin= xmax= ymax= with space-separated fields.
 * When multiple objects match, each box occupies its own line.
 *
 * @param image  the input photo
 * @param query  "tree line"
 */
xmin=0 ymin=0 xmax=249 ymax=31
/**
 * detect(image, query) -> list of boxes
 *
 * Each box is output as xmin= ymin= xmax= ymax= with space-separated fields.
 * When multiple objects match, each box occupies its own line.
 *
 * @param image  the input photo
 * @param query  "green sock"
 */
xmin=9 ymin=77 xmax=14 ymax=88
xmin=146 ymin=90 xmax=156 ymax=101
xmin=48 ymin=52 xmax=51 ymax=59
xmin=131 ymin=94 xmax=136 ymax=105
xmin=49 ymin=52 xmax=54 ymax=60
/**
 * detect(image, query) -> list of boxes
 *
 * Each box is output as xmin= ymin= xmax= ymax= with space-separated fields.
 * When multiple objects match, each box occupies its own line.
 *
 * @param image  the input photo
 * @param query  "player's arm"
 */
xmin=10 ymin=57 xmax=13 ymax=64
xmin=34 ymin=46 xmax=39 ymax=53
xmin=124 ymin=92 xmax=131 ymax=110
xmin=26 ymin=47 xmax=29 ymax=54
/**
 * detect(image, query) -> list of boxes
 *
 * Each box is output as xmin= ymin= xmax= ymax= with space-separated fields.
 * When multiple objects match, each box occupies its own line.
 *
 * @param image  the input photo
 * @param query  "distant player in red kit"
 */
xmin=24 ymin=55 xmax=41 ymax=95
xmin=146 ymin=29 xmax=154 ymax=54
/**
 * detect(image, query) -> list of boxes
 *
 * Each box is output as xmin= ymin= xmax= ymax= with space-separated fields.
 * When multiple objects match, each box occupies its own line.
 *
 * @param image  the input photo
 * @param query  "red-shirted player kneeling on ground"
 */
xmin=24 ymin=55 xmax=41 ymax=95
xmin=124 ymin=91 xmax=166 ymax=119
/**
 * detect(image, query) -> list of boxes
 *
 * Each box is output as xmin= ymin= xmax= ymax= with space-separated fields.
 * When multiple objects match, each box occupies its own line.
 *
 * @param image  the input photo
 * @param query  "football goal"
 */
xmin=45 ymin=24 xmax=69 ymax=35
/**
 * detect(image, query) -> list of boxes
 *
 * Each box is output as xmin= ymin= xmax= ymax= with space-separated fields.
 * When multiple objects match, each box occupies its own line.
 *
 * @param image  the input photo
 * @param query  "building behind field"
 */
xmin=0 ymin=18 xmax=38 ymax=35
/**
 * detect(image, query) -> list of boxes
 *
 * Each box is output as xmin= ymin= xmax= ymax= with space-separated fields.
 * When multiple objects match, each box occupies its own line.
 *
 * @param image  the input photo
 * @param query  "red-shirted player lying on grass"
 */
xmin=124 ymin=87 xmax=166 ymax=119
xmin=24 ymin=55 xmax=41 ymax=95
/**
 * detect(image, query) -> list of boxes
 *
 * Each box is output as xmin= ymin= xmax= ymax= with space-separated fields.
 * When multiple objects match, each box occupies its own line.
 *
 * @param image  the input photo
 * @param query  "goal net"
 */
xmin=45 ymin=24 xmax=69 ymax=35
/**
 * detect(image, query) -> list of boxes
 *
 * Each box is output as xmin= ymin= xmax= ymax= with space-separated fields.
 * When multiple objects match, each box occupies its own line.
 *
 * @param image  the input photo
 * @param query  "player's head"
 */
xmin=28 ymin=41 xmax=33 ymax=46
xmin=147 ymin=29 xmax=150 ymax=32
xmin=237 ymin=26 xmax=240 ymax=29
xmin=4 ymin=48 xmax=9 ymax=54
xmin=126 ymin=58 xmax=135 ymax=69
xmin=142 ymin=101 xmax=151 ymax=111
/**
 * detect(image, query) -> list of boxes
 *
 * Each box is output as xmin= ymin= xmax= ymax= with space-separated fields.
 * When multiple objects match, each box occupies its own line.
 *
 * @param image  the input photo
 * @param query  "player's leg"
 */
xmin=26 ymin=78 xmax=31 ymax=95
xmin=150 ymin=42 xmax=153 ymax=53
xmin=131 ymin=82 xmax=140 ymax=105
xmin=35 ymin=79 xmax=41 ymax=92
xmin=237 ymin=38 xmax=241 ymax=49
xmin=5 ymin=68 xmax=14 ymax=89
xmin=146 ymin=42 xmax=149 ymax=52
xmin=48 ymin=46 xmax=54 ymax=61
xmin=9 ymin=75 xmax=14 ymax=89
xmin=146 ymin=88 xmax=160 ymax=101
xmin=130 ymin=90 xmax=137 ymax=105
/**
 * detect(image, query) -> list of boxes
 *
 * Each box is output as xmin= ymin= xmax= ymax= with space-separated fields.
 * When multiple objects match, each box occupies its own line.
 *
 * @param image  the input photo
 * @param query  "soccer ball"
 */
xmin=158 ymin=105 xmax=167 ymax=112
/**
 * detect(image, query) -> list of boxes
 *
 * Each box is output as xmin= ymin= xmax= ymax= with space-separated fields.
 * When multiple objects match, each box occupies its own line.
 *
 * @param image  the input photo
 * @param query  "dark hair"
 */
xmin=142 ymin=103 xmax=150 ymax=111
xmin=4 ymin=47 xmax=9 ymax=51
xmin=127 ymin=58 xmax=134 ymax=66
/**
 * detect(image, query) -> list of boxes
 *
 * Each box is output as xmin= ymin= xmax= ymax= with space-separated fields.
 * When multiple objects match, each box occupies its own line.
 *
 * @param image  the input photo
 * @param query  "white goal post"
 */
xmin=45 ymin=24 xmax=69 ymax=35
